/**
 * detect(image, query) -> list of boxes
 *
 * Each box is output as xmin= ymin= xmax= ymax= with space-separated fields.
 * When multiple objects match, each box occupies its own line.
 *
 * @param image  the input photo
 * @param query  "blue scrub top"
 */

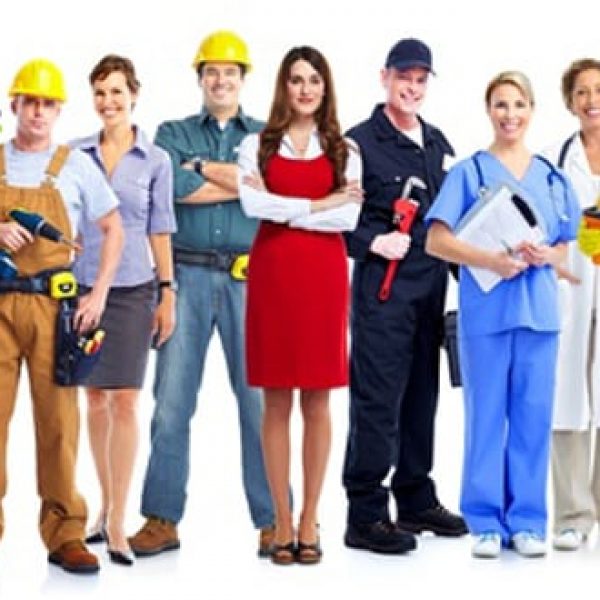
xmin=426 ymin=151 xmax=581 ymax=336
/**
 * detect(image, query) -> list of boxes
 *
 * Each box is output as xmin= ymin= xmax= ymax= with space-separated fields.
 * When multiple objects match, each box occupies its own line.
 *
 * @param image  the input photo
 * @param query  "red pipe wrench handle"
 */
xmin=378 ymin=260 xmax=399 ymax=301
xmin=377 ymin=198 xmax=419 ymax=302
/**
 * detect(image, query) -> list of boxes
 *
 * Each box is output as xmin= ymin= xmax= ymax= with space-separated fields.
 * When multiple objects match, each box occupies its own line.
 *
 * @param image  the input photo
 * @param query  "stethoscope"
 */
xmin=471 ymin=150 xmax=571 ymax=224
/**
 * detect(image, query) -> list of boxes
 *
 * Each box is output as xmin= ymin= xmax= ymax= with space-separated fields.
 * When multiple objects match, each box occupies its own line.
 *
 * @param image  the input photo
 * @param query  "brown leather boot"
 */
xmin=48 ymin=540 xmax=100 ymax=574
xmin=258 ymin=524 xmax=275 ymax=558
xmin=128 ymin=517 xmax=180 ymax=557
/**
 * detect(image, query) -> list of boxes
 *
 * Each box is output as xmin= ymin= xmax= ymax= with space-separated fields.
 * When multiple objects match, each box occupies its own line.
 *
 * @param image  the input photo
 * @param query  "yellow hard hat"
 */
xmin=192 ymin=30 xmax=251 ymax=71
xmin=9 ymin=59 xmax=67 ymax=102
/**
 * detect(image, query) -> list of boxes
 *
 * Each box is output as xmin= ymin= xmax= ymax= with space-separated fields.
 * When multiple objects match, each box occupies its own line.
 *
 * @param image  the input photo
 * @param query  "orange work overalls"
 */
xmin=0 ymin=144 xmax=87 ymax=551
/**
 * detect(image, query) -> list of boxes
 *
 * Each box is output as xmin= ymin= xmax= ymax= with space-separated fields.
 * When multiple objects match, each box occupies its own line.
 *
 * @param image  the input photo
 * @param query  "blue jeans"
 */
xmin=140 ymin=263 xmax=274 ymax=528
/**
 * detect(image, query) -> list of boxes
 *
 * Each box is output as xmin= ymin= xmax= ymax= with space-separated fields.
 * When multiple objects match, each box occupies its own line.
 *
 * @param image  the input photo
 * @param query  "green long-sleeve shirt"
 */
xmin=154 ymin=107 xmax=263 ymax=252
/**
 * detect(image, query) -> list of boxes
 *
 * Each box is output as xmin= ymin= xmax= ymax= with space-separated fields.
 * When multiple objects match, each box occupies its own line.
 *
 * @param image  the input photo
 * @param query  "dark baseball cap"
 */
xmin=385 ymin=38 xmax=435 ymax=74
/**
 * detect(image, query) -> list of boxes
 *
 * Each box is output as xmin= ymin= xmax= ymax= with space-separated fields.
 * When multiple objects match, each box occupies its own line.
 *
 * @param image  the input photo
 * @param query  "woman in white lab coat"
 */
xmin=546 ymin=58 xmax=600 ymax=551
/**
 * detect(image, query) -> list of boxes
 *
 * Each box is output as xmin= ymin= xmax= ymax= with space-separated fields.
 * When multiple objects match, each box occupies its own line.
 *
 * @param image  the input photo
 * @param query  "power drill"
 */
xmin=8 ymin=207 xmax=80 ymax=250
xmin=0 ymin=249 xmax=17 ymax=280
xmin=0 ymin=208 xmax=80 ymax=280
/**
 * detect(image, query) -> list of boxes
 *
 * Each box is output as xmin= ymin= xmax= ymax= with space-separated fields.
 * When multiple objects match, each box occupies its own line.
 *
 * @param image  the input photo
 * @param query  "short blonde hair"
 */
xmin=485 ymin=71 xmax=534 ymax=107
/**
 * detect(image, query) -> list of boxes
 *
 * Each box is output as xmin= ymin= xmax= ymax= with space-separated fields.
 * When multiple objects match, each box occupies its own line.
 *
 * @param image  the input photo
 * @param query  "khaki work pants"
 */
xmin=0 ymin=293 xmax=87 ymax=551
xmin=551 ymin=429 xmax=600 ymax=534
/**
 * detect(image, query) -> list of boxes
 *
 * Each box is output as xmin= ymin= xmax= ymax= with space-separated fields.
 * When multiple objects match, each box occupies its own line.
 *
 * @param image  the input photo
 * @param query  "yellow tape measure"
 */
xmin=49 ymin=271 xmax=78 ymax=299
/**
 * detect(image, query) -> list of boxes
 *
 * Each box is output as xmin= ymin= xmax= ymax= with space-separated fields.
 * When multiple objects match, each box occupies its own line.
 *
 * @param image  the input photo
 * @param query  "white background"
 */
xmin=0 ymin=0 xmax=599 ymax=598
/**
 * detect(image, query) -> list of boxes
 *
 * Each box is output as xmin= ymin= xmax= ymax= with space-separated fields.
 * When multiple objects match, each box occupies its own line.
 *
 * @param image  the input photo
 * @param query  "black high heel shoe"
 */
xmin=85 ymin=521 xmax=107 ymax=544
xmin=107 ymin=547 xmax=135 ymax=566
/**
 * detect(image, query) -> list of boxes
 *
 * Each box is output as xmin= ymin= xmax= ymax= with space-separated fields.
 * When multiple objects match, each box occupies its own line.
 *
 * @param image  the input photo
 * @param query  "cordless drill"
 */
xmin=0 ymin=249 xmax=17 ymax=280
xmin=0 ymin=208 xmax=79 ymax=280
xmin=9 ymin=207 xmax=80 ymax=250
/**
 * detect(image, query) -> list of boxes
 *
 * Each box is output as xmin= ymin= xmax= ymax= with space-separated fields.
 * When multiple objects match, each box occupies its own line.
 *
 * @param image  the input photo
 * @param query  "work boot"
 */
xmin=344 ymin=520 xmax=417 ymax=554
xmin=48 ymin=540 xmax=100 ymax=574
xmin=396 ymin=504 xmax=468 ymax=537
xmin=258 ymin=524 xmax=275 ymax=558
xmin=128 ymin=516 xmax=180 ymax=557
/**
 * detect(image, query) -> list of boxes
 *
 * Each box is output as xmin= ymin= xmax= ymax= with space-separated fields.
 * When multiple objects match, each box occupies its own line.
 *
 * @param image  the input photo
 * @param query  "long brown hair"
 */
xmin=258 ymin=46 xmax=348 ymax=188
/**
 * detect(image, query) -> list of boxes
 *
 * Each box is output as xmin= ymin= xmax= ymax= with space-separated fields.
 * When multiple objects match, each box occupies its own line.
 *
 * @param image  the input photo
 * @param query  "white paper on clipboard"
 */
xmin=455 ymin=183 xmax=546 ymax=293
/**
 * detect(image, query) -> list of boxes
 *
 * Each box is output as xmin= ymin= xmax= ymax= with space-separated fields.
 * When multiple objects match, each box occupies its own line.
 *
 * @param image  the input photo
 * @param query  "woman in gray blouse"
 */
xmin=71 ymin=55 xmax=177 ymax=566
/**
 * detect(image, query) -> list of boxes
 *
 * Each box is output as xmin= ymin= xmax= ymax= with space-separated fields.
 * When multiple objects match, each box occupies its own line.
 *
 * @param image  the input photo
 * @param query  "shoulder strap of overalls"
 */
xmin=42 ymin=145 xmax=71 ymax=186
xmin=557 ymin=134 xmax=576 ymax=169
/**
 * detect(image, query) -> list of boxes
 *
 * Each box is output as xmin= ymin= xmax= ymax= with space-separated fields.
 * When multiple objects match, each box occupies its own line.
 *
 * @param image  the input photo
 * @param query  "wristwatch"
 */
xmin=158 ymin=280 xmax=178 ymax=292
xmin=194 ymin=159 xmax=207 ymax=175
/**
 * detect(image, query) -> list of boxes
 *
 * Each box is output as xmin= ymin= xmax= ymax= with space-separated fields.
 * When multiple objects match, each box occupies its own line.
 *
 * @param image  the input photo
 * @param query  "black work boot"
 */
xmin=344 ymin=520 xmax=417 ymax=554
xmin=396 ymin=504 xmax=468 ymax=537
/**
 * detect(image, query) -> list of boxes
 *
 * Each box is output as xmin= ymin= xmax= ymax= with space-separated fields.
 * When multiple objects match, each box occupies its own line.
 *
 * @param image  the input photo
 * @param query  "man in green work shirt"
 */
xmin=129 ymin=30 xmax=275 ymax=558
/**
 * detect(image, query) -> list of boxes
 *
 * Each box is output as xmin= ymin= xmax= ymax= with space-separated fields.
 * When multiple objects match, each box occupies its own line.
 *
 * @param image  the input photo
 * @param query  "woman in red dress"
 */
xmin=238 ymin=46 xmax=362 ymax=565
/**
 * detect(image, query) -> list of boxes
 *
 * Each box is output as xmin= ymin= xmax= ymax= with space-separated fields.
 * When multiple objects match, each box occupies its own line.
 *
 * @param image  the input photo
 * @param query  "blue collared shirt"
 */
xmin=154 ymin=107 xmax=263 ymax=252
xmin=71 ymin=127 xmax=176 ymax=287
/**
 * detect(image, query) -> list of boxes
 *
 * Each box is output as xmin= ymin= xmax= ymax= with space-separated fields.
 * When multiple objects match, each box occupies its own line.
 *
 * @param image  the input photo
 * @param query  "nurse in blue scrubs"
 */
xmin=425 ymin=71 xmax=580 ymax=559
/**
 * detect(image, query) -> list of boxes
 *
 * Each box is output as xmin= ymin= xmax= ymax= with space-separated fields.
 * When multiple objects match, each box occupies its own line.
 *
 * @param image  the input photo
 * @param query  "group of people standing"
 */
xmin=1 ymin=28 xmax=599 ymax=575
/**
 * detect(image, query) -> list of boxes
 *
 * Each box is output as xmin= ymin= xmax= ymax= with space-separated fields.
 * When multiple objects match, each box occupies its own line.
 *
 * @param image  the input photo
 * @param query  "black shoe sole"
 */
xmin=344 ymin=533 xmax=417 ymax=555
xmin=48 ymin=554 xmax=100 ymax=574
xmin=130 ymin=540 xmax=180 ymax=557
xmin=396 ymin=521 xmax=468 ymax=538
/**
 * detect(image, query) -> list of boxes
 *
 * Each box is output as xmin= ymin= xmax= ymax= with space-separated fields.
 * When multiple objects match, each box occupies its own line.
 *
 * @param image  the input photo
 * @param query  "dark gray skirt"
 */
xmin=80 ymin=280 xmax=157 ymax=389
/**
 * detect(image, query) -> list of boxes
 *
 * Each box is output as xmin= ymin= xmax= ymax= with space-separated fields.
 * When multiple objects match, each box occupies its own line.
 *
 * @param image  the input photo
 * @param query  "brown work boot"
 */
xmin=128 ymin=516 xmax=180 ymax=557
xmin=48 ymin=540 xmax=100 ymax=574
xmin=258 ymin=524 xmax=276 ymax=558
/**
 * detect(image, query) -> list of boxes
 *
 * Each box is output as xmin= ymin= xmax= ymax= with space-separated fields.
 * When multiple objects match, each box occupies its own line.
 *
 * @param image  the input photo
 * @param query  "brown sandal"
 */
xmin=296 ymin=522 xmax=322 ymax=565
xmin=295 ymin=539 xmax=322 ymax=564
xmin=270 ymin=542 xmax=296 ymax=566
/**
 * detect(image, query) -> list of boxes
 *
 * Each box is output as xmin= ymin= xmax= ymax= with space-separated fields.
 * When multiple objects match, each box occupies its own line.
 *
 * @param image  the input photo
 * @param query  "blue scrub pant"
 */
xmin=459 ymin=328 xmax=558 ymax=544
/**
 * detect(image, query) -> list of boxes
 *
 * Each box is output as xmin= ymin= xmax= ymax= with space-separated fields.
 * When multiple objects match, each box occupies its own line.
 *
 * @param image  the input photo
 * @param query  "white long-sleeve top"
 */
xmin=238 ymin=130 xmax=362 ymax=232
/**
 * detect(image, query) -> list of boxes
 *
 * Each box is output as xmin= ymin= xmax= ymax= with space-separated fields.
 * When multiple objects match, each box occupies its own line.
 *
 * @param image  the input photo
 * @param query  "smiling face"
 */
xmin=570 ymin=68 xmax=600 ymax=133
xmin=286 ymin=59 xmax=325 ymax=119
xmin=92 ymin=70 xmax=136 ymax=128
xmin=199 ymin=62 xmax=243 ymax=116
xmin=381 ymin=66 xmax=428 ymax=118
xmin=486 ymin=83 xmax=533 ymax=145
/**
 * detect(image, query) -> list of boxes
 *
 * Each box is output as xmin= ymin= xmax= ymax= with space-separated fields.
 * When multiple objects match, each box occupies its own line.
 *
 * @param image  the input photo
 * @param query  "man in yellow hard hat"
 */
xmin=129 ymin=31 xmax=275 ymax=558
xmin=0 ymin=58 xmax=124 ymax=573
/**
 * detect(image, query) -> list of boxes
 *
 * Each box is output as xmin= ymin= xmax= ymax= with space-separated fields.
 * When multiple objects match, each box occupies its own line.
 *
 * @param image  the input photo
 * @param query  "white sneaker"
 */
xmin=553 ymin=528 xmax=585 ymax=551
xmin=471 ymin=532 xmax=502 ymax=558
xmin=511 ymin=531 xmax=546 ymax=557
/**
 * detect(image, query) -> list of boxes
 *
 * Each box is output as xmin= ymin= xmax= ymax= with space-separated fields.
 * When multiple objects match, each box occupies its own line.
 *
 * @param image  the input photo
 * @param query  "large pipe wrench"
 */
xmin=378 ymin=176 xmax=427 ymax=301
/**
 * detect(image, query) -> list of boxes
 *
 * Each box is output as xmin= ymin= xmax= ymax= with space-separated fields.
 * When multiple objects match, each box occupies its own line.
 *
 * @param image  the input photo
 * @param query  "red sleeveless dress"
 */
xmin=246 ymin=153 xmax=349 ymax=388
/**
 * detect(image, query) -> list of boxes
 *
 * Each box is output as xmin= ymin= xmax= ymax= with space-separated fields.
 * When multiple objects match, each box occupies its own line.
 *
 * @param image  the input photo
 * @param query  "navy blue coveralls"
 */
xmin=343 ymin=104 xmax=454 ymax=525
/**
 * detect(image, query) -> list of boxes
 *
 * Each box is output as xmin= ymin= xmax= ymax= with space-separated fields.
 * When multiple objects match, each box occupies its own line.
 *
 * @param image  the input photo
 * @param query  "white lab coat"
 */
xmin=544 ymin=134 xmax=600 ymax=430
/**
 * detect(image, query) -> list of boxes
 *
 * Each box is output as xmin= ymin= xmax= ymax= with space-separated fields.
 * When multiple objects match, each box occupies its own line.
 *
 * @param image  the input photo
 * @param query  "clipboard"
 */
xmin=455 ymin=182 xmax=546 ymax=293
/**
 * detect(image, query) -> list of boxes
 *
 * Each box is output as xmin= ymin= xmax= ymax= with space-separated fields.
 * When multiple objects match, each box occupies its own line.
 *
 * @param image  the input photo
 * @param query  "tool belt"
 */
xmin=174 ymin=248 xmax=249 ymax=281
xmin=0 ymin=266 xmax=103 ymax=385
xmin=0 ymin=267 xmax=77 ymax=297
